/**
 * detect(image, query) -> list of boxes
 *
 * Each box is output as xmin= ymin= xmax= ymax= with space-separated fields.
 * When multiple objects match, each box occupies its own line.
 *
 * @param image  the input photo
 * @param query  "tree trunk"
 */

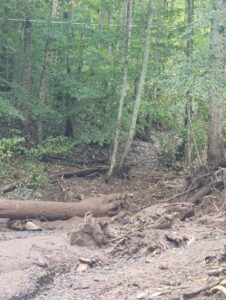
xmin=108 ymin=0 xmax=115 ymax=56
xmin=207 ymin=0 xmax=225 ymax=168
xmin=106 ymin=0 xmax=133 ymax=180
xmin=22 ymin=0 xmax=32 ymax=137
xmin=99 ymin=2 xmax=105 ymax=29
xmin=119 ymin=0 xmax=128 ymax=29
xmin=117 ymin=0 xmax=153 ymax=171
xmin=164 ymin=0 xmax=168 ymax=10
xmin=0 ymin=194 xmax=122 ymax=220
xmin=37 ymin=0 xmax=58 ymax=144
xmin=183 ymin=0 xmax=194 ymax=165
xmin=63 ymin=0 xmax=74 ymax=138
xmin=141 ymin=0 xmax=147 ymax=10
xmin=64 ymin=95 xmax=73 ymax=137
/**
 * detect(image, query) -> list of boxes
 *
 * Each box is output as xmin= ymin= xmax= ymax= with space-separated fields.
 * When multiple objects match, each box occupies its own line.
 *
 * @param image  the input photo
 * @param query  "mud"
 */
xmin=1 ymin=169 xmax=226 ymax=300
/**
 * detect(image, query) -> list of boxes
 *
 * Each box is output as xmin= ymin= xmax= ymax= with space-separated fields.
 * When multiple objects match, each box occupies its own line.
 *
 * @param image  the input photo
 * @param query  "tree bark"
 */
xmin=99 ymin=2 xmax=105 ymax=29
xmin=119 ymin=0 xmax=128 ymax=29
xmin=117 ymin=0 xmax=153 ymax=171
xmin=141 ymin=0 xmax=147 ymax=10
xmin=106 ymin=0 xmax=133 ymax=180
xmin=22 ymin=0 xmax=32 ymax=137
xmin=184 ymin=0 xmax=194 ymax=166
xmin=108 ymin=0 xmax=115 ymax=56
xmin=207 ymin=0 xmax=225 ymax=168
xmin=0 ymin=194 xmax=122 ymax=220
xmin=63 ymin=0 xmax=74 ymax=138
xmin=37 ymin=0 xmax=58 ymax=144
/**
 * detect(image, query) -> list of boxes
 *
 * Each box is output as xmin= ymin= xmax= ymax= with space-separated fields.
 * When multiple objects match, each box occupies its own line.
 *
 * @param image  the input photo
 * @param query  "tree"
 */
xmin=22 ymin=0 xmax=32 ymax=138
xmin=184 ymin=0 xmax=194 ymax=166
xmin=108 ymin=0 xmax=115 ymax=56
xmin=117 ymin=0 xmax=153 ymax=171
xmin=37 ymin=0 xmax=58 ymax=144
xmin=63 ymin=0 xmax=75 ymax=138
xmin=106 ymin=0 xmax=133 ymax=180
xmin=0 ymin=0 xmax=223 ymax=171
xmin=207 ymin=0 xmax=225 ymax=168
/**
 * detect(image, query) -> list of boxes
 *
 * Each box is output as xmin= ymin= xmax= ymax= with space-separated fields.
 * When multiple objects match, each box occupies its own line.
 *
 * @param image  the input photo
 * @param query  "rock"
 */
xmin=7 ymin=220 xmax=41 ymax=231
xmin=77 ymin=263 xmax=89 ymax=272
xmin=69 ymin=216 xmax=107 ymax=247
xmin=35 ymin=257 xmax=48 ymax=268
xmin=136 ymin=290 xmax=149 ymax=299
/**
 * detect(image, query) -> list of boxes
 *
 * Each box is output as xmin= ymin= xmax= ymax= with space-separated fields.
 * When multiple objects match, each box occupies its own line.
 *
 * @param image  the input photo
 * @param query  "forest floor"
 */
xmin=1 ymin=160 xmax=226 ymax=300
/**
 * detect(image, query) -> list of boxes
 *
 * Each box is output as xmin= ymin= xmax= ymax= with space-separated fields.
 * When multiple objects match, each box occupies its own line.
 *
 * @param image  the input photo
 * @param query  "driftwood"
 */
xmin=182 ymin=279 xmax=223 ymax=299
xmin=51 ymin=164 xmax=133 ymax=180
xmin=51 ymin=166 xmax=109 ymax=179
xmin=188 ymin=185 xmax=212 ymax=204
xmin=0 ymin=194 xmax=122 ymax=220
xmin=187 ymin=181 xmax=224 ymax=204
xmin=166 ymin=167 xmax=225 ymax=205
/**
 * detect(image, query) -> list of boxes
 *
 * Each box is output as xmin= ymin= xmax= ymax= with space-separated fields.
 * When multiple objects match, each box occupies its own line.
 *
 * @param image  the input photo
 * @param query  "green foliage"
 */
xmin=0 ymin=97 xmax=24 ymax=120
xmin=158 ymin=134 xmax=177 ymax=167
xmin=0 ymin=0 xmax=222 ymax=166
xmin=26 ymin=136 xmax=72 ymax=160
xmin=0 ymin=136 xmax=25 ymax=160
xmin=24 ymin=161 xmax=49 ymax=189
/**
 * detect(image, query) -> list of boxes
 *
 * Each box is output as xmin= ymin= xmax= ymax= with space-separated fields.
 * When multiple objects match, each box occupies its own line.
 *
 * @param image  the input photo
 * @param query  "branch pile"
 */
xmin=167 ymin=167 xmax=226 ymax=206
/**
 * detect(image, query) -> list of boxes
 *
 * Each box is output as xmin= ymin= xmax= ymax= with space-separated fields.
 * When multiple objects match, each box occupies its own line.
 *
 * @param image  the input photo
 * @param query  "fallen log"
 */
xmin=0 ymin=194 xmax=122 ymax=220
xmin=187 ymin=181 xmax=224 ymax=204
xmin=188 ymin=185 xmax=212 ymax=204
xmin=51 ymin=166 xmax=109 ymax=179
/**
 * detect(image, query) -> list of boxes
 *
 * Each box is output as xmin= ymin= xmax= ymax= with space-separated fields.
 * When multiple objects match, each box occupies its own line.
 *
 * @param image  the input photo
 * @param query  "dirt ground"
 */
xmin=1 ymin=166 xmax=226 ymax=300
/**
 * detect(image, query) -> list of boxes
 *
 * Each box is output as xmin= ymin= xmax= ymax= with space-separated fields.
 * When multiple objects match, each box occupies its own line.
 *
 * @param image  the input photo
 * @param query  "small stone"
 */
xmin=77 ymin=263 xmax=89 ymax=272
xmin=136 ymin=290 xmax=149 ymax=299
xmin=93 ymin=278 xmax=100 ymax=282
xmin=35 ymin=258 xmax=48 ymax=268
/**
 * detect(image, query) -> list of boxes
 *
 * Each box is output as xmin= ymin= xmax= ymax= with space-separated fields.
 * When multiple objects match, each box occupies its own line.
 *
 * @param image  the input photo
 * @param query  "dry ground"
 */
xmin=1 ymin=167 xmax=226 ymax=300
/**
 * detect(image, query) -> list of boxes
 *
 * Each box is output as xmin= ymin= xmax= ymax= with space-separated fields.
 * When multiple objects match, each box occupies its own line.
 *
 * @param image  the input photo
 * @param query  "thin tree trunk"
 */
xmin=207 ymin=0 xmax=225 ymax=168
xmin=184 ymin=0 xmax=194 ymax=166
xmin=64 ymin=0 xmax=74 ymax=138
xmin=22 ymin=0 xmax=32 ymax=137
xmin=171 ymin=0 xmax=176 ymax=11
xmin=119 ymin=0 xmax=128 ymax=29
xmin=108 ymin=0 xmax=115 ymax=56
xmin=64 ymin=94 xmax=73 ymax=137
xmin=99 ymin=1 xmax=105 ymax=29
xmin=141 ymin=0 xmax=147 ymax=9
xmin=37 ymin=0 xmax=58 ymax=144
xmin=164 ymin=0 xmax=168 ymax=10
xmin=106 ymin=0 xmax=133 ymax=180
xmin=117 ymin=0 xmax=153 ymax=171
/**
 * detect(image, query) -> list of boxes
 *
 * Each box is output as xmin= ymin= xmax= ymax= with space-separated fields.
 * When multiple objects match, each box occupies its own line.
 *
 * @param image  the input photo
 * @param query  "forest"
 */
xmin=0 ymin=0 xmax=226 ymax=299
xmin=0 ymin=0 xmax=224 ymax=172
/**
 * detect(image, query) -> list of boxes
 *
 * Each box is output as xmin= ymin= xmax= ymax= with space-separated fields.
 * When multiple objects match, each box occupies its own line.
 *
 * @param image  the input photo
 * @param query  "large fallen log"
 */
xmin=0 ymin=194 xmax=122 ymax=220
